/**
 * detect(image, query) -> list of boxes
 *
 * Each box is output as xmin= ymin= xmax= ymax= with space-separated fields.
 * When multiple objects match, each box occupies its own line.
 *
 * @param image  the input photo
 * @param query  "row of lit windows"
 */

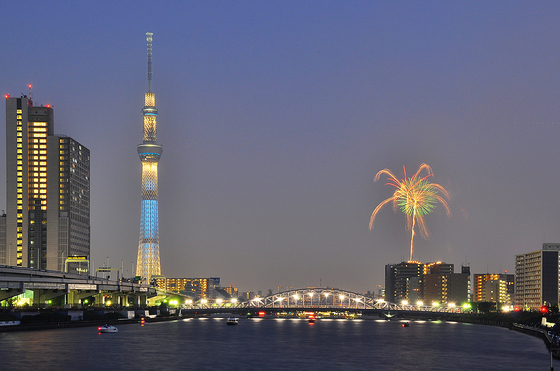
xmin=16 ymin=113 xmax=23 ymax=243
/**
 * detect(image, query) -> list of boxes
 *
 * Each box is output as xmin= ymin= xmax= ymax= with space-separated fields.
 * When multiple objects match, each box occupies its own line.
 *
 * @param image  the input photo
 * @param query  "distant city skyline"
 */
xmin=2 ymin=2 xmax=560 ymax=293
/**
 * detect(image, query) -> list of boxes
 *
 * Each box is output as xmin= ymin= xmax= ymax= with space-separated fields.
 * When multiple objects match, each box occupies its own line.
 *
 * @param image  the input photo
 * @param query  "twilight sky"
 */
xmin=2 ymin=1 xmax=560 ymax=294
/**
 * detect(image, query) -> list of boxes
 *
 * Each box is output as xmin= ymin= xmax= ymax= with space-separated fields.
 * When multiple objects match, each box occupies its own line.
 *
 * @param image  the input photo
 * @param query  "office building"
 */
xmin=3 ymin=95 xmax=90 ymax=273
xmin=153 ymin=277 xmax=221 ymax=300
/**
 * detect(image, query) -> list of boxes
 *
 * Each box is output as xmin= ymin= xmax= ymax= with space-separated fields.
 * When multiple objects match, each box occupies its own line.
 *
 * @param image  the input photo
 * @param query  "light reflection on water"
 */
xmin=0 ymin=317 xmax=557 ymax=371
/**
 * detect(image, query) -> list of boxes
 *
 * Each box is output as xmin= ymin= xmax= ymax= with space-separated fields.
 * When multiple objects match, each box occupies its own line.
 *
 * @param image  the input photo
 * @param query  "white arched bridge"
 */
xmin=183 ymin=287 xmax=464 ymax=313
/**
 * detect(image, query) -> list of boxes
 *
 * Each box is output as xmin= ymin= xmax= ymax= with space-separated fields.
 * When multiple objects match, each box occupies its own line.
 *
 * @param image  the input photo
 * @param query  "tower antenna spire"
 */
xmin=137 ymin=32 xmax=162 ymax=283
xmin=146 ymin=32 xmax=153 ymax=92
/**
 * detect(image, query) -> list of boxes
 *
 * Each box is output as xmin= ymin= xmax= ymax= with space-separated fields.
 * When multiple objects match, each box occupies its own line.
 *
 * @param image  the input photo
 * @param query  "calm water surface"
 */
xmin=0 ymin=317 xmax=556 ymax=370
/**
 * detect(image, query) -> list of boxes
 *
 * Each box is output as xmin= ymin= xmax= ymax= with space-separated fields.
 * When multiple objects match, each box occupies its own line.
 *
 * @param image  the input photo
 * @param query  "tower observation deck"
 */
xmin=136 ymin=32 xmax=162 ymax=283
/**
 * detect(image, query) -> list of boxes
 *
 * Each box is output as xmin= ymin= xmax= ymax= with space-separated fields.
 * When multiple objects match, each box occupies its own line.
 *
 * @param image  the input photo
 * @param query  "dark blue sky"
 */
xmin=2 ymin=1 xmax=560 ymax=293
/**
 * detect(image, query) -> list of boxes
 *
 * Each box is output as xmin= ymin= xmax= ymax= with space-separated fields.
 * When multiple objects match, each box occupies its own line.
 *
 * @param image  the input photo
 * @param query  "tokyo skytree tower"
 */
xmin=136 ymin=32 xmax=162 ymax=282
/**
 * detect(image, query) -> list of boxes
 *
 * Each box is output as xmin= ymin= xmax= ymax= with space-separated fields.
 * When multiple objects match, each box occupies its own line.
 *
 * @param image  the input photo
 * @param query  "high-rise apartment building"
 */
xmin=3 ymin=95 xmax=90 ymax=273
xmin=423 ymin=262 xmax=470 ymax=305
xmin=385 ymin=261 xmax=424 ymax=303
xmin=136 ymin=32 xmax=163 ymax=283
xmin=473 ymin=273 xmax=514 ymax=304
xmin=515 ymin=243 xmax=560 ymax=310
xmin=385 ymin=260 xmax=470 ymax=305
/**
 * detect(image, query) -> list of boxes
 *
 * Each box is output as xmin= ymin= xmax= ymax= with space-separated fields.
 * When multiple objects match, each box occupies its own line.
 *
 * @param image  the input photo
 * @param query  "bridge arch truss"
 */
xmin=241 ymin=288 xmax=401 ymax=310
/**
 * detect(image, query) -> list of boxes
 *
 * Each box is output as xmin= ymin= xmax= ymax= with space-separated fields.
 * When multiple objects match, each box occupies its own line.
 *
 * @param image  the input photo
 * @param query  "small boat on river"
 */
xmin=98 ymin=324 xmax=118 ymax=333
xmin=401 ymin=322 xmax=410 ymax=327
xmin=227 ymin=317 xmax=239 ymax=325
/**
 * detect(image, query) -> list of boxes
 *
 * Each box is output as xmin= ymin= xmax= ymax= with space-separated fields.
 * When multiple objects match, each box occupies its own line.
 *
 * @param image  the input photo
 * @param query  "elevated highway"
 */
xmin=0 ymin=265 xmax=158 ymax=307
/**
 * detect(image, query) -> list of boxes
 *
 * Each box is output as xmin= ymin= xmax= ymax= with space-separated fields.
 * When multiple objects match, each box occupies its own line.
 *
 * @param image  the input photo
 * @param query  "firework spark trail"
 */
xmin=369 ymin=163 xmax=450 ymax=261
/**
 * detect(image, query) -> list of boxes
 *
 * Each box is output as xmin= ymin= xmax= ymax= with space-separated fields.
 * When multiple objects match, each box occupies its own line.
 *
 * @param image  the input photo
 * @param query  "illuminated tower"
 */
xmin=136 ymin=32 xmax=162 ymax=282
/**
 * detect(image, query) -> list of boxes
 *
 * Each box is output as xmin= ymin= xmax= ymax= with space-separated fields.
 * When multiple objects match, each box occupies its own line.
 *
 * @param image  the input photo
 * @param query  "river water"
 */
xmin=0 ymin=317 xmax=556 ymax=370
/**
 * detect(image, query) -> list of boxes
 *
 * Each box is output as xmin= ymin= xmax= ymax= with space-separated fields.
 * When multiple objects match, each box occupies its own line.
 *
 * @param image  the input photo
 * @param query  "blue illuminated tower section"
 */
xmin=136 ymin=32 xmax=162 ymax=282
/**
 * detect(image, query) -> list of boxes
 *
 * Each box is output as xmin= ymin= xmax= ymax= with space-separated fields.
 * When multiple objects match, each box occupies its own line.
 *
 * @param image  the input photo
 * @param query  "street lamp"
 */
xmin=308 ymin=292 xmax=314 ymax=307
xmin=339 ymin=295 xmax=345 ymax=308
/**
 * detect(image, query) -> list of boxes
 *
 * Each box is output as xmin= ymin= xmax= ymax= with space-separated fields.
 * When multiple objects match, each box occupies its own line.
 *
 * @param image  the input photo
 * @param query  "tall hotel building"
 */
xmin=136 ymin=32 xmax=162 ymax=282
xmin=515 ymin=243 xmax=560 ymax=310
xmin=3 ymin=95 xmax=90 ymax=273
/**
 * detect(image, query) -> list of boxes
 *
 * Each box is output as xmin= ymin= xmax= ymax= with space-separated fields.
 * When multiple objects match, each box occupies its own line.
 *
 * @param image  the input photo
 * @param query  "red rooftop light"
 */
xmin=46 ymin=104 xmax=51 ymax=108
xmin=4 ymin=94 xmax=9 ymax=99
